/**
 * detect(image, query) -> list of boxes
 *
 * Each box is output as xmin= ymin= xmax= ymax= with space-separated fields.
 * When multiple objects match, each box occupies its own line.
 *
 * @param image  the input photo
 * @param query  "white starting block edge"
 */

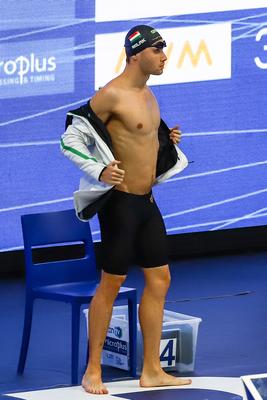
xmin=5 ymin=377 xmax=248 ymax=400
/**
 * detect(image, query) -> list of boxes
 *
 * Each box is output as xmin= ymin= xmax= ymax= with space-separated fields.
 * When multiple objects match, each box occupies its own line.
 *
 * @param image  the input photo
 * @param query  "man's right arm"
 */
xmin=61 ymin=116 xmax=108 ymax=183
xmin=61 ymin=87 xmax=125 ymax=185
xmin=90 ymin=86 xmax=125 ymax=185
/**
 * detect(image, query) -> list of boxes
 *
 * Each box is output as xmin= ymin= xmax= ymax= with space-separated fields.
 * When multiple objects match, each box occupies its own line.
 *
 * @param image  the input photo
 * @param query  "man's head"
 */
xmin=124 ymin=25 xmax=166 ymax=58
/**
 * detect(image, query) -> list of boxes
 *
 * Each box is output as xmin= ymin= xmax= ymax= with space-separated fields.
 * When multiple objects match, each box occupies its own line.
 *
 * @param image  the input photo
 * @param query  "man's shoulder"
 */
xmin=92 ymin=80 xmax=120 ymax=107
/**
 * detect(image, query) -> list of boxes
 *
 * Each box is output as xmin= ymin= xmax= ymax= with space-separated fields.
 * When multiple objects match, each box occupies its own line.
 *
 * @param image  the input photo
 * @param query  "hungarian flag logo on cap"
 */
xmin=128 ymin=31 xmax=142 ymax=43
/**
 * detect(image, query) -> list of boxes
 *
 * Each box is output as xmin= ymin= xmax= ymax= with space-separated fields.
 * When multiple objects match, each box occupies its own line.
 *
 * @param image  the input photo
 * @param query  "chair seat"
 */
xmin=33 ymin=281 xmax=135 ymax=303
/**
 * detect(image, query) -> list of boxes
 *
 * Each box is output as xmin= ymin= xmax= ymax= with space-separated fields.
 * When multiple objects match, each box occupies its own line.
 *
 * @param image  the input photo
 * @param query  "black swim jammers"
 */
xmin=98 ymin=190 xmax=169 ymax=275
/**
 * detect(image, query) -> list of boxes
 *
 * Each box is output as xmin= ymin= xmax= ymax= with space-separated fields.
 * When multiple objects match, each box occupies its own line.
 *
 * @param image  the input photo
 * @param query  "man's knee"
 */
xmin=156 ymin=267 xmax=171 ymax=291
xmin=144 ymin=265 xmax=171 ymax=295
xmin=98 ymin=271 xmax=127 ymax=297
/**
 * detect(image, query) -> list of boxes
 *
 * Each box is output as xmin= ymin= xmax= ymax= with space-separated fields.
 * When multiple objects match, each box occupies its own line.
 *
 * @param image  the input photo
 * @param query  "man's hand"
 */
xmin=100 ymin=160 xmax=125 ymax=185
xmin=169 ymin=126 xmax=182 ymax=145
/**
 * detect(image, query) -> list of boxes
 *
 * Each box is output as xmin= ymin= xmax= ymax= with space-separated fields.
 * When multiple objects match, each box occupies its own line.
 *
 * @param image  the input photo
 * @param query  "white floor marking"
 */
xmin=6 ymin=377 xmax=247 ymax=400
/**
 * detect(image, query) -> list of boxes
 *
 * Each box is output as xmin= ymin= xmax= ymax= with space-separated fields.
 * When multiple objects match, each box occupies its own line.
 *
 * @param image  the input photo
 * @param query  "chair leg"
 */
xmin=85 ymin=342 xmax=89 ymax=367
xmin=84 ymin=302 xmax=92 ymax=372
xmin=17 ymin=296 xmax=34 ymax=374
xmin=71 ymin=303 xmax=81 ymax=385
xmin=128 ymin=294 xmax=137 ymax=378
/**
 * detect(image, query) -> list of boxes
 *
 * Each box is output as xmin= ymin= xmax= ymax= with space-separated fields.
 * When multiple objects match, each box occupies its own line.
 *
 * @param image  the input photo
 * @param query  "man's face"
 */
xmin=137 ymin=40 xmax=167 ymax=75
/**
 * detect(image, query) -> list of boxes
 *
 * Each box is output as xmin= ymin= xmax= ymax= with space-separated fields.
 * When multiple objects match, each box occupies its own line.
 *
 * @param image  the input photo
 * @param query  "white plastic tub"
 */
xmin=83 ymin=306 xmax=202 ymax=373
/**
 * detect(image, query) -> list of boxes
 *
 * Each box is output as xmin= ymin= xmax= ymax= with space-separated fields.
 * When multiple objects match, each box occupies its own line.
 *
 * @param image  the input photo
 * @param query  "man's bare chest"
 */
xmin=114 ymin=93 xmax=160 ymax=136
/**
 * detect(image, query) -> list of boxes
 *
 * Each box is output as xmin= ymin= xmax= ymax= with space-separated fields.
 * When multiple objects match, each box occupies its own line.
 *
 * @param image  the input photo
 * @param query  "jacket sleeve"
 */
xmin=60 ymin=116 xmax=107 ymax=182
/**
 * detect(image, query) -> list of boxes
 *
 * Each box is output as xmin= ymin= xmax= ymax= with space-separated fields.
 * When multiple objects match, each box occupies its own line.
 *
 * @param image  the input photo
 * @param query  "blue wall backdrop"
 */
xmin=1 ymin=1 xmax=267 ymax=251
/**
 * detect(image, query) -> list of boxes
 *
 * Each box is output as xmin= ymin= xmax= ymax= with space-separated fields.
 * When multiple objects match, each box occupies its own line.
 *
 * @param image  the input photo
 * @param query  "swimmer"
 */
xmin=61 ymin=24 xmax=190 ymax=394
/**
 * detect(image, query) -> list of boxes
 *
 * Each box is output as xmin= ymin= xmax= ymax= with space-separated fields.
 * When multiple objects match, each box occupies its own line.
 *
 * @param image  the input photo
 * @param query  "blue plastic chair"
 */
xmin=17 ymin=208 xmax=137 ymax=384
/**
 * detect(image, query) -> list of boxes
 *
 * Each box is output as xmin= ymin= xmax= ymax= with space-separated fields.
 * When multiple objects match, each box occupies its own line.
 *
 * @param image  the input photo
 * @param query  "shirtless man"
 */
xmin=62 ymin=25 xmax=191 ymax=394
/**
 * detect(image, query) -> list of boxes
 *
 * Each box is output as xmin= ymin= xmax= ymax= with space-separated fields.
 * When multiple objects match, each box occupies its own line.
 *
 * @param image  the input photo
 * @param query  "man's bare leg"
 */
xmin=82 ymin=271 xmax=126 ymax=395
xmin=139 ymin=265 xmax=192 ymax=388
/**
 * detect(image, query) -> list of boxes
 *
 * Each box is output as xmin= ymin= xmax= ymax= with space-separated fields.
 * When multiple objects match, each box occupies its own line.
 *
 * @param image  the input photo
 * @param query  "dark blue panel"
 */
xmin=0 ymin=396 xmax=24 ymax=400
xmin=116 ymin=388 xmax=243 ymax=400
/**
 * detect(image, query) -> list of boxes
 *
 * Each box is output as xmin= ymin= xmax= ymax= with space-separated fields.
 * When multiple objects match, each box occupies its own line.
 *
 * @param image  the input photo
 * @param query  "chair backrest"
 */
xmin=21 ymin=209 xmax=98 ymax=289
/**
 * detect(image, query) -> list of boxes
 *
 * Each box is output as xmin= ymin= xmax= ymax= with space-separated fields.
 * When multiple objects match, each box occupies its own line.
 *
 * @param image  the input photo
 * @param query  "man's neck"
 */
xmin=121 ymin=65 xmax=150 ymax=89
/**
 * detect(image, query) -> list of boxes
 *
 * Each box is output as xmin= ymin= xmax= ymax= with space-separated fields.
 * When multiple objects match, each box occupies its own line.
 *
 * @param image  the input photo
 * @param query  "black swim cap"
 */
xmin=124 ymin=25 xmax=166 ymax=57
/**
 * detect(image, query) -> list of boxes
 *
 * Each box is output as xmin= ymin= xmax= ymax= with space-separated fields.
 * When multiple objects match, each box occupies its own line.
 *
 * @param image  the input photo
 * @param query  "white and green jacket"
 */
xmin=61 ymin=101 xmax=188 ymax=221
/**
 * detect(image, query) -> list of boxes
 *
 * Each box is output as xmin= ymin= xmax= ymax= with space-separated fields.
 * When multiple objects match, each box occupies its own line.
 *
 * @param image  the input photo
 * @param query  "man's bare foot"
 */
xmin=140 ymin=369 xmax=192 ymax=388
xmin=82 ymin=373 xmax=108 ymax=395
